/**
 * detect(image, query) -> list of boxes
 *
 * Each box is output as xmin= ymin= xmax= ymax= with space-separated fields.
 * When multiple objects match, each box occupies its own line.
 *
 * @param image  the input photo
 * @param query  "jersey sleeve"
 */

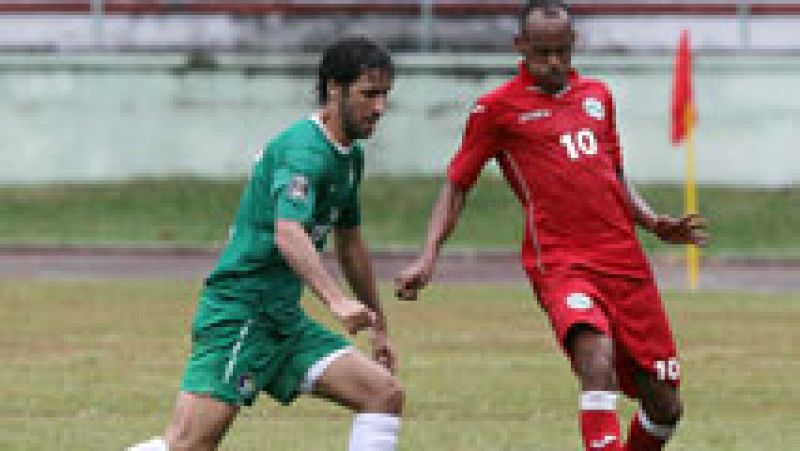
xmin=337 ymin=150 xmax=363 ymax=229
xmin=447 ymin=99 xmax=501 ymax=190
xmin=604 ymin=88 xmax=624 ymax=174
xmin=270 ymin=145 xmax=325 ymax=225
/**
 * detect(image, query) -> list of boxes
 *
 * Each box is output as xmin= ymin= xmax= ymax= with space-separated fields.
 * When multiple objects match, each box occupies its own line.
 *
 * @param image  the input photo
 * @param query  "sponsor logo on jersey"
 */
xmin=566 ymin=292 xmax=594 ymax=310
xmin=238 ymin=373 xmax=255 ymax=398
xmin=518 ymin=109 xmax=551 ymax=123
xmin=288 ymin=175 xmax=309 ymax=201
xmin=589 ymin=435 xmax=618 ymax=449
xmin=583 ymin=97 xmax=605 ymax=120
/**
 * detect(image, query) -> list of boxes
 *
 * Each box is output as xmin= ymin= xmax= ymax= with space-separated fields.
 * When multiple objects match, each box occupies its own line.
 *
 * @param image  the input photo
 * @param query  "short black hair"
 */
xmin=519 ymin=0 xmax=572 ymax=31
xmin=317 ymin=36 xmax=394 ymax=104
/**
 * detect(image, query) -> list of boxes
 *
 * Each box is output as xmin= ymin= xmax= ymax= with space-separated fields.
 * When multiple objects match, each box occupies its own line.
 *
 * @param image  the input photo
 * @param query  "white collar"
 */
xmin=310 ymin=112 xmax=352 ymax=155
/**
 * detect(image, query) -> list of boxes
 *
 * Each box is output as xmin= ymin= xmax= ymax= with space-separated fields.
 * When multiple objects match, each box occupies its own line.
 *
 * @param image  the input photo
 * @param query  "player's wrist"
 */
xmin=372 ymin=314 xmax=388 ymax=333
xmin=325 ymin=294 xmax=353 ymax=311
xmin=644 ymin=213 xmax=665 ymax=234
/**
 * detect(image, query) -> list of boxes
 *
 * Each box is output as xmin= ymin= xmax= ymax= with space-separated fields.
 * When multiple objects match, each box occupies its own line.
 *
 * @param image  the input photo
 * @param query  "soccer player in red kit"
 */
xmin=395 ymin=1 xmax=708 ymax=450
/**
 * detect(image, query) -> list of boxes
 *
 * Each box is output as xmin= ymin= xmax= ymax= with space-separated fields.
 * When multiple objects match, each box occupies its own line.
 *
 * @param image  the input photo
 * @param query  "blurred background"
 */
xmin=0 ymin=1 xmax=798 ymax=252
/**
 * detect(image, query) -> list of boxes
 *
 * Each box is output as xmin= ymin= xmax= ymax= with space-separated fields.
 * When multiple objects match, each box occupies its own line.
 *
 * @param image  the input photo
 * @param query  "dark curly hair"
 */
xmin=519 ymin=0 xmax=572 ymax=30
xmin=317 ymin=36 xmax=394 ymax=105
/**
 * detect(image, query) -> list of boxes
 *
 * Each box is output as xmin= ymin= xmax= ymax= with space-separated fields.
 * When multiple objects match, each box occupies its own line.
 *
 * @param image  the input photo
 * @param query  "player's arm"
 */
xmin=334 ymin=226 xmax=397 ymax=372
xmin=394 ymin=180 xmax=468 ymax=300
xmin=334 ymin=227 xmax=385 ymax=329
xmin=395 ymin=98 xmax=496 ymax=300
xmin=618 ymin=170 xmax=708 ymax=246
xmin=275 ymin=220 xmax=375 ymax=334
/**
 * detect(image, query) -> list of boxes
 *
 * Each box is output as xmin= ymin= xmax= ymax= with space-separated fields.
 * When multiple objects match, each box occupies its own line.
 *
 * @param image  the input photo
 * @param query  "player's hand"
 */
xmin=394 ymin=256 xmax=435 ymax=301
xmin=653 ymin=213 xmax=709 ymax=246
xmin=329 ymin=299 xmax=376 ymax=335
xmin=370 ymin=328 xmax=397 ymax=374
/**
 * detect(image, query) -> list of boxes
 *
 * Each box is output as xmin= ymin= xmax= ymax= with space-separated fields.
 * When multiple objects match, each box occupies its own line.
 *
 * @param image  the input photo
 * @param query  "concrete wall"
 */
xmin=1 ymin=12 xmax=800 ymax=52
xmin=0 ymin=53 xmax=797 ymax=185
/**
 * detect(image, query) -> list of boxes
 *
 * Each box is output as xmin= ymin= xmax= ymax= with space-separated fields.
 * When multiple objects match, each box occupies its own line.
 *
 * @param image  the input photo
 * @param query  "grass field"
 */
xmin=1 ymin=281 xmax=798 ymax=450
xmin=1 ymin=177 xmax=799 ymax=255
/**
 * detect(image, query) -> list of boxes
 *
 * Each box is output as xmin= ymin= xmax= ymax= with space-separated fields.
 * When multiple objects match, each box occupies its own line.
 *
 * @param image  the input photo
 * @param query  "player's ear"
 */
xmin=328 ymin=81 xmax=341 ymax=100
xmin=513 ymin=33 xmax=527 ymax=54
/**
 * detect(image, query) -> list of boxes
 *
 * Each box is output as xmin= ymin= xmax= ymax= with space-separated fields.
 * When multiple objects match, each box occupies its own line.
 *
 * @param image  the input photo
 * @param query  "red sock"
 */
xmin=580 ymin=391 xmax=622 ymax=450
xmin=625 ymin=409 xmax=673 ymax=451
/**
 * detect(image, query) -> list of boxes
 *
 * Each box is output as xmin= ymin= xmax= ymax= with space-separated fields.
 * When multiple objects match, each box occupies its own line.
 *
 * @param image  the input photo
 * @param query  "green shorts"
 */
xmin=180 ymin=295 xmax=350 ymax=406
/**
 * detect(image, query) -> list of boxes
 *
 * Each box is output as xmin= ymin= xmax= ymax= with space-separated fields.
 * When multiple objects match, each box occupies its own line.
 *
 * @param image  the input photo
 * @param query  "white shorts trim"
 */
xmin=299 ymin=346 xmax=353 ymax=394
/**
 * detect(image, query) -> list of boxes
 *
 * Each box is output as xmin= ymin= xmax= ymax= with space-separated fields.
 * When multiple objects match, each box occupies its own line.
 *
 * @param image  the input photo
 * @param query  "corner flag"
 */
xmin=671 ymin=29 xmax=700 ymax=290
xmin=671 ymin=30 xmax=695 ymax=144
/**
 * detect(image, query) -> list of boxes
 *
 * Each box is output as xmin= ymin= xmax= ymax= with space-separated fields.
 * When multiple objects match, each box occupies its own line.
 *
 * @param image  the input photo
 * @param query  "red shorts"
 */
xmin=527 ymin=267 xmax=680 ymax=398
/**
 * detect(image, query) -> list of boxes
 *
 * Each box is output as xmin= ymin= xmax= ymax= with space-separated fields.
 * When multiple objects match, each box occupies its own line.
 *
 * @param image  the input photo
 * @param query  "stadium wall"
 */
xmin=1 ymin=2 xmax=800 ymax=52
xmin=0 ymin=52 xmax=796 ymax=186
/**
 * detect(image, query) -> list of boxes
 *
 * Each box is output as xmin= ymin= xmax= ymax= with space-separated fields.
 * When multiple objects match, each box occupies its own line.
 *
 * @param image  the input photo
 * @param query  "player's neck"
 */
xmin=318 ymin=109 xmax=353 ymax=148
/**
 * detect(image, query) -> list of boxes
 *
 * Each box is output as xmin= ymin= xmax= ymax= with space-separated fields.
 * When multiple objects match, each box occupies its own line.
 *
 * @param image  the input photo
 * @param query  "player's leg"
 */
xmin=310 ymin=349 xmax=403 ymax=451
xmin=611 ymin=278 xmax=681 ymax=451
xmin=624 ymin=371 xmax=682 ymax=451
xmin=126 ymin=392 xmax=239 ymax=451
xmin=532 ymin=272 xmax=624 ymax=451
xmin=566 ymin=324 xmax=623 ymax=451
xmin=165 ymin=392 xmax=239 ymax=450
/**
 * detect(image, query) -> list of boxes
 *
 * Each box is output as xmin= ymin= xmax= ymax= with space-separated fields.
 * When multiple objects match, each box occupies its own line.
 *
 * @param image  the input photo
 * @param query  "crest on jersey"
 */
xmin=238 ymin=373 xmax=255 ymax=398
xmin=566 ymin=292 xmax=594 ymax=310
xmin=288 ymin=175 xmax=309 ymax=201
xmin=583 ymin=97 xmax=605 ymax=120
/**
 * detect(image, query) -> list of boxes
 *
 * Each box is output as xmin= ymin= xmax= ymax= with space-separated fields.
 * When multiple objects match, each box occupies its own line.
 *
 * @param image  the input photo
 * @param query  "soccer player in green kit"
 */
xmin=129 ymin=36 xmax=402 ymax=451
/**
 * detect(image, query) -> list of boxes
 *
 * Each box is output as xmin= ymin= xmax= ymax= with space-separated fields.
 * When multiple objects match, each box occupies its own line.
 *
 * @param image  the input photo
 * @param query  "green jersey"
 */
xmin=202 ymin=116 xmax=363 ymax=321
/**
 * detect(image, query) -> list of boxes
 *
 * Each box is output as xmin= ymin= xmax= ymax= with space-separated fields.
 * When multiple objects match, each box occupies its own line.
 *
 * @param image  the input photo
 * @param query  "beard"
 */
xmin=340 ymin=96 xmax=370 ymax=141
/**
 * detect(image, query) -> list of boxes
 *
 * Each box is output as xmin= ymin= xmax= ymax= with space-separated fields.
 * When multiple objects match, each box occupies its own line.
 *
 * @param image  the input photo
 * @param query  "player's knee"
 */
xmin=654 ymin=395 xmax=683 ymax=426
xmin=644 ymin=389 xmax=683 ymax=426
xmin=164 ymin=417 xmax=221 ymax=451
xmin=567 ymin=327 xmax=616 ymax=391
xmin=368 ymin=375 xmax=404 ymax=415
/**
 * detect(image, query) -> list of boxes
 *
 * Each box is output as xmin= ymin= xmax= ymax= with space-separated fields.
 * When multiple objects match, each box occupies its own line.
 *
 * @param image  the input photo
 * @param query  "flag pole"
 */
xmin=684 ymin=106 xmax=699 ymax=291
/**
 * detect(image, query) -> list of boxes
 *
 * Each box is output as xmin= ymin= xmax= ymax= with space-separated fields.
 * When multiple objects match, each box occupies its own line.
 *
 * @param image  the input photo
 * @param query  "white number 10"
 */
xmin=559 ymin=129 xmax=598 ymax=160
xmin=654 ymin=358 xmax=680 ymax=381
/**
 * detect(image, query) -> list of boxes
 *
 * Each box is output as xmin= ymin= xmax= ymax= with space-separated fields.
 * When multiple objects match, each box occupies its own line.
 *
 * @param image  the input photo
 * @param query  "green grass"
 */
xmin=1 ymin=177 xmax=799 ymax=255
xmin=1 ymin=281 xmax=798 ymax=450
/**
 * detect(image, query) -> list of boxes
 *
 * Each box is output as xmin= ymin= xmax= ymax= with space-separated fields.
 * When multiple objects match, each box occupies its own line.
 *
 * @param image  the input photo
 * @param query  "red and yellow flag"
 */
xmin=671 ymin=29 xmax=700 ymax=290
xmin=671 ymin=29 xmax=695 ymax=144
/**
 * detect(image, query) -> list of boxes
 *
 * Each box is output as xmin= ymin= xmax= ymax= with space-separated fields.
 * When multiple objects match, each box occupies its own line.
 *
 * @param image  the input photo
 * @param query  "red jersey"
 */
xmin=448 ymin=63 xmax=651 ymax=279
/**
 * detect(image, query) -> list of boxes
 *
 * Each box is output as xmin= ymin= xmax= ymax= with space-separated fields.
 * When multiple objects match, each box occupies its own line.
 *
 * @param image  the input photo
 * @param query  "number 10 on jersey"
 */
xmin=559 ymin=129 xmax=598 ymax=160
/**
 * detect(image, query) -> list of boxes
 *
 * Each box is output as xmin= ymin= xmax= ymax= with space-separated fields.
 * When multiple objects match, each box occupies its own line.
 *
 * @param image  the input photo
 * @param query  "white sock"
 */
xmin=348 ymin=413 xmax=400 ymax=451
xmin=126 ymin=436 xmax=168 ymax=451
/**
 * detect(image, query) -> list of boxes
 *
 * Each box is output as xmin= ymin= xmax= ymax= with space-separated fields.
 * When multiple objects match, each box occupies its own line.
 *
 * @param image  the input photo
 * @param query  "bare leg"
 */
xmin=635 ymin=370 xmax=682 ymax=427
xmin=162 ymin=392 xmax=240 ymax=451
xmin=312 ymin=350 xmax=403 ymax=414
xmin=566 ymin=324 xmax=618 ymax=392
xmin=624 ymin=370 xmax=682 ymax=450
xmin=566 ymin=325 xmax=622 ymax=450
xmin=312 ymin=350 xmax=403 ymax=451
